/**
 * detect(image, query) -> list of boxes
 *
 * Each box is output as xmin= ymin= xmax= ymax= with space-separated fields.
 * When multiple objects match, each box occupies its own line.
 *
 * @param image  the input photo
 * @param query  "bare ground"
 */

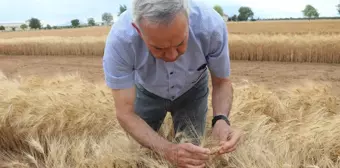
xmin=1 ymin=55 xmax=340 ymax=96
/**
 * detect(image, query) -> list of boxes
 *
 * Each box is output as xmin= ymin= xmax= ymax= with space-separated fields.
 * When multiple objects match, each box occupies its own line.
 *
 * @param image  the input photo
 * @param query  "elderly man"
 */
xmin=103 ymin=0 xmax=241 ymax=167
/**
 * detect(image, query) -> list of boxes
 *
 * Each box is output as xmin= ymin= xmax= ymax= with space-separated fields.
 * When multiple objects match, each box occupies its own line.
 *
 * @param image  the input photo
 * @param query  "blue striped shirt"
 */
xmin=102 ymin=0 xmax=230 ymax=101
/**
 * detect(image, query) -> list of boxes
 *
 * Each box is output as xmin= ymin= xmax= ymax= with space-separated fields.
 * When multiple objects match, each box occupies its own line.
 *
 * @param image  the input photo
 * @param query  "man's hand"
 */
xmin=164 ymin=143 xmax=211 ymax=168
xmin=211 ymin=120 xmax=242 ymax=155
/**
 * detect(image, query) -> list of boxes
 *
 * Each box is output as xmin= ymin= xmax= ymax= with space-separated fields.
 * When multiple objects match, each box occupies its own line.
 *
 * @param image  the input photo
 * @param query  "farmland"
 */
xmin=1 ymin=20 xmax=340 ymax=63
xmin=0 ymin=19 xmax=340 ymax=167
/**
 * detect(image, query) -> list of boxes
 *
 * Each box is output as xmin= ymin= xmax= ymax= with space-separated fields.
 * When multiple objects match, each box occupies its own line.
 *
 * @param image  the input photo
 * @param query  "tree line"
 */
xmin=0 ymin=5 xmax=127 ymax=31
xmin=213 ymin=3 xmax=340 ymax=22
xmin=1 ymin=3 xmax=339 ymax=31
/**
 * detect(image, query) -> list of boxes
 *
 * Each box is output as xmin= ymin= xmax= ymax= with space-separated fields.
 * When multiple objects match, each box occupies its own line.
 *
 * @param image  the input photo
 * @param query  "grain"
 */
xmin=1 ymin=33 xmax=339 ymax=63
xmin=0 ymin=72 xmax=339 ymax=167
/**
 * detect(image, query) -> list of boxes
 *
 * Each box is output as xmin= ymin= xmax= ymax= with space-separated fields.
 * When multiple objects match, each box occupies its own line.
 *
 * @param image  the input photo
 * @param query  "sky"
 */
xmin=0 ymin=0 xmax=339 ymax=26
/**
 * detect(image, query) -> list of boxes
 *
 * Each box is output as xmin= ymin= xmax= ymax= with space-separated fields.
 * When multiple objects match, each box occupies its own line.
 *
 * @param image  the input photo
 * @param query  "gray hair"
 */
xmin=132 ymin=0 xmax=190 ymax=29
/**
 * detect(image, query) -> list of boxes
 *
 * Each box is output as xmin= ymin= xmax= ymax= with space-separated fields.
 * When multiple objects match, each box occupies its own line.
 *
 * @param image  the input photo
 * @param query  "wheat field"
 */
xmin=0 ymin=71 xmax=339 ymax=168
xmin=1 ymin=19 xmax=340 ymax=168
xmin=1 ymin=33 xmax=339 ymax=63
xmin=1 ymin=20 xmax=340 ymax=63
xmin=1 ymin=20 xmax=340 ymax=39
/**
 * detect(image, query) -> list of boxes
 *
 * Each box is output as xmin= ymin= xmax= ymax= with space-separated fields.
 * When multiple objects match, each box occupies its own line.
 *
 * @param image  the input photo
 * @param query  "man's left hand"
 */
xmin=211 ymin=120 xmax=242 ymax=155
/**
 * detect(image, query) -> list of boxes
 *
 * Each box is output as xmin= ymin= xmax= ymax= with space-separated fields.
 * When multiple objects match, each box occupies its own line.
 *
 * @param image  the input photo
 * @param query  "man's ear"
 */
xmin=132 ymin=23 xmax=142 ymax=36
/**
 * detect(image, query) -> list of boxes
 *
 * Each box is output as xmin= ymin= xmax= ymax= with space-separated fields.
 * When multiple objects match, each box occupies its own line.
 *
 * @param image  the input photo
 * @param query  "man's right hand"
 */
xmin=164 ymin=143 xmax=211 ymax=168
xmin=112 ymin=88 xmax=211 ymax=167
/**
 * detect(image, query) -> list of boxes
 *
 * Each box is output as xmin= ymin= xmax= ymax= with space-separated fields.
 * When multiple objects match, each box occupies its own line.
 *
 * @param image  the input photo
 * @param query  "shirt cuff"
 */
xmin=208 ymin=52 xmax=231 ymax=78
xmin=103 ymin=68 xmax=135 ymax=89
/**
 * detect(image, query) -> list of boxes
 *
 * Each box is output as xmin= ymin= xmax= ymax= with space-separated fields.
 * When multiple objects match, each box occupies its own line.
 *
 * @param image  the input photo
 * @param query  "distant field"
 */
xmin=1 ymin=20 xmax=340 ymax=39
xmin=1 ymin=34 xmax=339 ymax=63
xmin=1 ymin=20 xmax=340 ymax=63
xmin=228 ymin=20 xmax=340 ymax=35
xmin=0 ymin=27 xmax=111 ymax=39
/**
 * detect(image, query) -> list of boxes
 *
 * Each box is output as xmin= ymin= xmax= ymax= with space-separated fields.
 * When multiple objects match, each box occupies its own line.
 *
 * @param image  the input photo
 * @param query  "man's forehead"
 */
xmin=147 ymin=31 xmax=187 ymax=48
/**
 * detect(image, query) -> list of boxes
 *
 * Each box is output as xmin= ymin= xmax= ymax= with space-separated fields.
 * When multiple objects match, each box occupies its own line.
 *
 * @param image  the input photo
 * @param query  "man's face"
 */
xmin=133 ymin=13 xmax=189 ymax=62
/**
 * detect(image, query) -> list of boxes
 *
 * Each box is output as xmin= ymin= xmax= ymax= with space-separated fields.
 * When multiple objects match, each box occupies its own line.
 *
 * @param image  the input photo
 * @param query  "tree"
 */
xmin=20 ymin=24 xmax=28 ymax=30
xmin=102 ymin=12 xmax=113 ymax=25
xmin=238 ymin=6 xmax=254 ymax=21
xmin=213 ymin=5 xmax=224 ymax=17
xmin=302 ymin=5 xmax=319 ymax=19
xmin=46 ymin=24 xmax=52 ymax=29
xmin=337 ymin=4 xmax=340 ymax=15
xmin=11 ymin=27 xmax=16 ymax=31
xmin=71 ymin=19 xmax=80 ymax=27
xmin=0 ymin=26 xmax=5 ymax=31
xmin=118 ymin=4 xmax=127 ymax=16
xmin=28 ymin=18 xmax=42 ymax=29
xmin=231 ymin=14 xmax=237 ymax=21
xmin=88 ymin=18 xmax=96 ymax=26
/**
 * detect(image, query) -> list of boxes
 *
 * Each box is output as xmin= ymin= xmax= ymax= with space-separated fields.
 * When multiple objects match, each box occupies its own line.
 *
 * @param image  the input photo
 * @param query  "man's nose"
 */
xmin=165 ymin=48 xmax=178 ymax=60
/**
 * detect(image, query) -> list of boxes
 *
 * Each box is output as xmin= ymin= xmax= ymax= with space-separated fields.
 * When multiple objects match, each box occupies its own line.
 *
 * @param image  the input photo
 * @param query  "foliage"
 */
xmin=0 ymin=26 xmax=5 ymax=30
xmin=28 ymin=18 xmax=42 ymax=29
xmin=20 ymin=24 xmax=28 ymax=30
xmin=302 ymin=5 xmax=319 ymax=19
xmin=213 ymin=5 xmax=224 ymax=17
xmin=46 ymin=24 xmax=52 ymax=30
xmin=118 ymin=5 xmax=127 ymax=16
xmin=102 ymin=12 xmax=113 ymax=25
xmin=88 ymin=18 xmax=96 ymax=26
xmin=71 ymin=19 xmax=80 ymax=27
xmin=238 ymin=7 xmax=254 ymax=21
xmin=231 ymin=15 xmax=238 ymax=21
xmin=337 ymin=4 xmax=340 ymax=15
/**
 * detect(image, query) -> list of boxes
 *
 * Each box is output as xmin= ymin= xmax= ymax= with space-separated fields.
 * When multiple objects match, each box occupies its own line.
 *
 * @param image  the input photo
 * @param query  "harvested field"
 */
xmin=0 ymin=69 xmax=340 ymax=167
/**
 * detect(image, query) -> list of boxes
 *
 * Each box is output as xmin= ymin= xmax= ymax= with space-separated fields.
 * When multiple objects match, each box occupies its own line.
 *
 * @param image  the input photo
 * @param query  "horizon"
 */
xmin=1 ymin=0 xmax=339 ymax=26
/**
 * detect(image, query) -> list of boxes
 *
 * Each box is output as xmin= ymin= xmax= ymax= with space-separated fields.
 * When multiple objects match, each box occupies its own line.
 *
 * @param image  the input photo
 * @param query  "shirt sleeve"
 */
xmin=206 ymin=16 xmax=231 ymax=79
xmin=102 ymin=38 xmax=135 ymax=90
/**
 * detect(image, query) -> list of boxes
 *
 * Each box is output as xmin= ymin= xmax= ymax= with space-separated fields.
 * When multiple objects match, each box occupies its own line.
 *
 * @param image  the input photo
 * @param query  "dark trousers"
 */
xmin=134 ymin=73 xmax=209 ymax=145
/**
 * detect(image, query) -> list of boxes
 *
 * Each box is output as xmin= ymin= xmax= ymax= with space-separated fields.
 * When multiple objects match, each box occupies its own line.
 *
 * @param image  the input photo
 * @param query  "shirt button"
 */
xmin=172 ymin=96 xmax=175 ymax=99
xmin=171 ymin=86 xmax=174 ymax=89
xmin=170 ymin=72 xmax=174 ymax=75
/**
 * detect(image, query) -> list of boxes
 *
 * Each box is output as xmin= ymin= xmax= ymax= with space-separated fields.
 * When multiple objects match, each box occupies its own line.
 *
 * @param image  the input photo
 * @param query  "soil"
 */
xmin=1 ymin=55 xmax=340 ymax=96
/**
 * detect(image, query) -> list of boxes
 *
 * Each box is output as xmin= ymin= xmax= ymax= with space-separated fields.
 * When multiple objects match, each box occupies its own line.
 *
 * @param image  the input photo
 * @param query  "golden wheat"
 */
xmin=0 ymin=36 xmax=106 ymax=56
xmin=1 ymin=34 xmax=339 ymax=63
xmin=1 ymin=20 xmax=340 ymax=39
xmin=0 ymin=72 xmax=339 ymax=167
xmin=227 ymin=20 xmax=340 ymax=35
xmin=1 ymin=20 xmax=340 ymax=63
xmin=229 ymin=34 xmax=340 ymax=63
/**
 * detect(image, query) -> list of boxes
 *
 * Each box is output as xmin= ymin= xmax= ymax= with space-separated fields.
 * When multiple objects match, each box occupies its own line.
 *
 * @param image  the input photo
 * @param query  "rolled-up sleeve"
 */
xmin=102 ymin=39 xmax=135 ymax=89
xmin=207 ymin=18 xmax=231 ymax=79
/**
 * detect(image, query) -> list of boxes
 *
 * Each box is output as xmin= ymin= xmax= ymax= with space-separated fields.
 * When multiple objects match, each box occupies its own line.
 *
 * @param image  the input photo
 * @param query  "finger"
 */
xmin=185 ymin=163 xmax=206 ymax=168
xmin=179 ymin=149 xmax=210 ymax=160
xmin=184 ymin=143 xmax=211 ymax=155
xmin=181 ymin=158 xmax=206 ymax=166
xmin=227 ymin=146 xmax=237 ymax=153
xmin=219 ymin=145 xmax=237 ymax=154
xmin=221 ymin=131 xmax=241 ymax=151
xmin=191 ymin=152 xmax=210 ymax=160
